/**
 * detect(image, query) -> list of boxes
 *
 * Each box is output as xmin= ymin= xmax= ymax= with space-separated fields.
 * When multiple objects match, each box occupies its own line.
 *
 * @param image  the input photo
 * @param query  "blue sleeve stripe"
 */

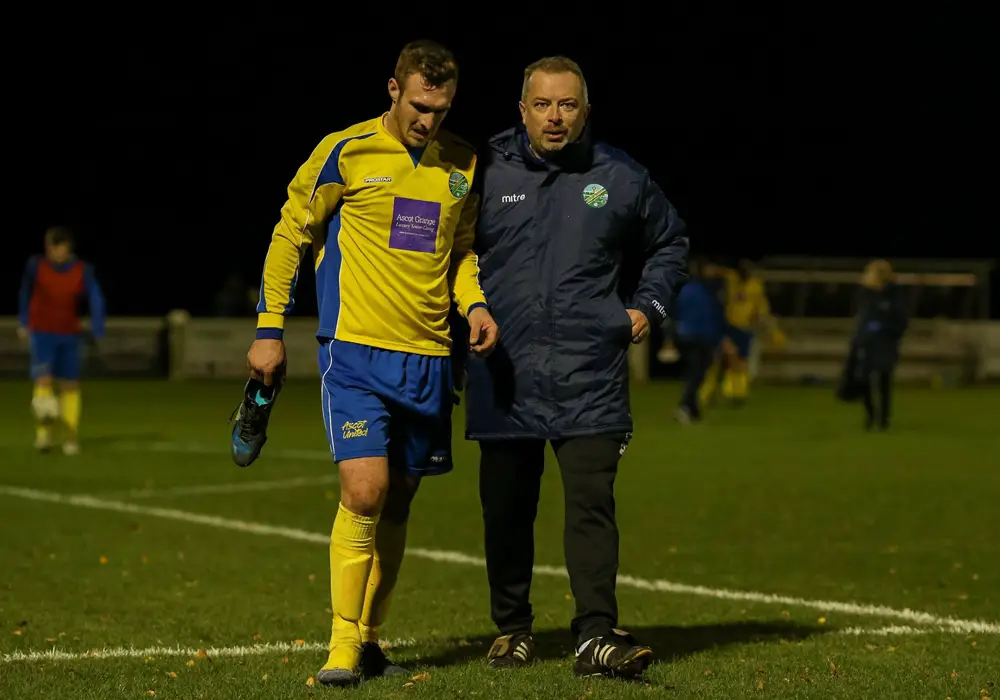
xmin=466 ymin=302 xmax=489 ymax=316
xmin=314 ymin=132 xmax=376 ymax=194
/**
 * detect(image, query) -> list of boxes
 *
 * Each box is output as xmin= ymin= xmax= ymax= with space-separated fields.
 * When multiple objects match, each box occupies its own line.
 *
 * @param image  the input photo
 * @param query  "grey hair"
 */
xmin=521 ymin=56 xmax=589 ymax=103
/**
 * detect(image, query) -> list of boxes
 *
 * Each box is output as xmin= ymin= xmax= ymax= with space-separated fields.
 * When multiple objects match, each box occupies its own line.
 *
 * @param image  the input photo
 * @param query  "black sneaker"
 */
xmin=229 ymin=376 xmax=280 ymax=467
xmin=360 ymin=642 xmax=409 ymax=678
xmin=573 ymin=629 xmax=653 ymax=679
xmin=486 ymin=633 xmax=536 ymax=669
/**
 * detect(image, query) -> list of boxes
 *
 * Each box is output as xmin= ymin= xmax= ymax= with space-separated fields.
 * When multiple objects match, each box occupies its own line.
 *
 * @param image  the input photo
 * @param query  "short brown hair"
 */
xmin=45 ymin=225 xmax=74 ymax=247
xmin=522 ymin=56 xmax=589 ymax=102
xmin=394 ymin=40 xmax=458 ymax=91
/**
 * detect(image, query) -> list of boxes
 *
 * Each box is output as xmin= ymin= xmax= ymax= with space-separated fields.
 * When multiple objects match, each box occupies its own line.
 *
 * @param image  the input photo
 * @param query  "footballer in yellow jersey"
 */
xmin=699 ymin=260 xmax=783 ymax=403
xmin=231 ymin=41 xmax=498 ymax=687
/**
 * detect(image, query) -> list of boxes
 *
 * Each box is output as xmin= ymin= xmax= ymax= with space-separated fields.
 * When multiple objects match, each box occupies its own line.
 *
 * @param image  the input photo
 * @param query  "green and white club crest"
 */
xmin=449 ymin=171 xmax=469 ymax=198
xmin=582 ymin=183 xmax=608 ymax=208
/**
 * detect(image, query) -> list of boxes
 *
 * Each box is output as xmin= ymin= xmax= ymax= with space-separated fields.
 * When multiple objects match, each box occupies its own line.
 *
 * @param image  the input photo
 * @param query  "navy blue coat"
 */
xmin=464 ymin=126 xmax=689 ymax=440
xmin=851 ymin=283 xmax=909 ymax=372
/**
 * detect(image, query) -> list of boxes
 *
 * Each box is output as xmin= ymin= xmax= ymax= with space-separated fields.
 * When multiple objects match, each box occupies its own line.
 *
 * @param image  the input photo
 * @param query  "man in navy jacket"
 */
xmin=464 ymin=56 xmax=689 ymax=679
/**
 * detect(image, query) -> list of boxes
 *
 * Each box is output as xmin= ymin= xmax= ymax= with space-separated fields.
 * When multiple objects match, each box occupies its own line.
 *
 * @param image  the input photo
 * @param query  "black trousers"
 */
xmin=863 ymin=369 xmax=893 ymax=427
xmin=677 ymin=339 xmax=715 ymax=418
xmin=479 ymin=434 xmax=628 ymax=644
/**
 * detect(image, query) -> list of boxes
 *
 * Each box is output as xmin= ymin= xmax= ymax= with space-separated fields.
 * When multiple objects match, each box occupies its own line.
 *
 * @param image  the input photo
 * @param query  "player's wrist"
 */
xmin=466 ymin=301 xmax=489 ymax=317
xmin=255 ymin=328 xmax=284 ymax=341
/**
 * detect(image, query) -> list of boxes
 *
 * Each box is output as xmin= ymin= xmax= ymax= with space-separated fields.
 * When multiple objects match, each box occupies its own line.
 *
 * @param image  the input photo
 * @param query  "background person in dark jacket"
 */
xmin=464 ymin=56 xmax=689 ymax=679
xmin=671 ymin=258 xmax=724 ymax=423
xmin=847 ymin=259 xmax=908 ymax=429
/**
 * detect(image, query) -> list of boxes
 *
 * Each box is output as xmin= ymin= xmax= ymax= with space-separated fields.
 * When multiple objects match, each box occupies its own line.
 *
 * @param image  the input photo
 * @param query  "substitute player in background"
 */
xmin=700 ymin=260 xmax=784 ymax=405
xmin=17 ymin=226 xmax=105 ymax=455
xmin=229 ymin=40 xmax=498 ymax=687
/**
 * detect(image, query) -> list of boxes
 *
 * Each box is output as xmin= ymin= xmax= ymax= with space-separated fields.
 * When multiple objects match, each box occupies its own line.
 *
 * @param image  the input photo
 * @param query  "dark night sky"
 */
xmin=9 ymin=5 xmax=995 ymax=319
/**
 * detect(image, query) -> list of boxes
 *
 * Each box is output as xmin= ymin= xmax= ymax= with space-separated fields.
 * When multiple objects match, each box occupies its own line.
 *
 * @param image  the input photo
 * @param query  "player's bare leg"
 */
xmin=31 ymin=376 xmax=59 ymax=452
xmin=319 ymin=456 xmax=389 ymax=687
xmin=57 ymin=379 xmax=81 ymax=455
xmin=358 ymin=469 xmax=420 ymax=678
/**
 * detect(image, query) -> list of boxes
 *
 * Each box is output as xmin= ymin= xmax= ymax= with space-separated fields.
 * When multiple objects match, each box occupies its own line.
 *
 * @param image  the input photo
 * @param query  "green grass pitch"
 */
xmin=0 ymin=379 xmax=997 ymax=699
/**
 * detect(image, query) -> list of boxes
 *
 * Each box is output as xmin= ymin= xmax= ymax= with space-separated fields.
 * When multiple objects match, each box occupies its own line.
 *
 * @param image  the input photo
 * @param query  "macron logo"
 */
xmin=501 ymin=193 xmax=526 ymax=204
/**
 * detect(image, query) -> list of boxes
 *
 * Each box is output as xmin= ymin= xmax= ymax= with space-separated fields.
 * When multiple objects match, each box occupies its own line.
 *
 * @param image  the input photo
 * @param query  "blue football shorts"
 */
xmin=317 ymin=339 xmax=454 ymax=477
xmin=29 ymin=332 xmax=82 ymax=380
xmin=724 ymin=325 xmax=753 ymax=359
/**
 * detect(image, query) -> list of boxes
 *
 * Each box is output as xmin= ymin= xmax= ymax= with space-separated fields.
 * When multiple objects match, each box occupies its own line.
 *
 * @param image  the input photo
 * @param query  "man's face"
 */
xmin=388 ymin=73 xmax=455 ymax=147
xmin=519 ymin=70 xmax=589 ymax=157
xmin=45 ymin=240 xmax=71 ymax=265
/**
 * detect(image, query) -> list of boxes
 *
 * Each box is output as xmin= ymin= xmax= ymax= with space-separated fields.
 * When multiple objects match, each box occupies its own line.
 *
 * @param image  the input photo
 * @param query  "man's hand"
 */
xmin=15 ymin=326 xmax=28 ymax=345
xmin=467 ymin=306 xmax=499 ymax=356
xmin=247 ymin=338 xmax=286 ymax=385
xmin=627 ymin=309 xmax=650 ymax=344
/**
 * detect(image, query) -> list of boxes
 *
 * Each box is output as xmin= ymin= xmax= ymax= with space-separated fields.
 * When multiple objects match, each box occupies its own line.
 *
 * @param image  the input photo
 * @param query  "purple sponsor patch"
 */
xmin=389 ymin=197 xmax=440 ymax=253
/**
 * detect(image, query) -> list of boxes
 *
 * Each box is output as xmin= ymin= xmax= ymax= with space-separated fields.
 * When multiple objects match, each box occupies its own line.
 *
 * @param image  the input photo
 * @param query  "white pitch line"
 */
xmin=837 ymin=625 xmax=933 ymax=637
xmin=112 ymin=441 xmax=333 ymax=463
xmin=116 ymin=475 xmax=339 ymax=499
xmin=2 ymin=485 xmax=998 ymax=637
xmin=2 ymin=638 xmax=415 ymax=664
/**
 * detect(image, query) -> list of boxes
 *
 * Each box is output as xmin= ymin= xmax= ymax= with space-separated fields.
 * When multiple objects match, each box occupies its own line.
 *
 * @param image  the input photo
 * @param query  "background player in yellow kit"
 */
xmin=700 ymin=260 xmax=784 ymax=405
xmin=231 ymin=40 xmax=499 ymax=687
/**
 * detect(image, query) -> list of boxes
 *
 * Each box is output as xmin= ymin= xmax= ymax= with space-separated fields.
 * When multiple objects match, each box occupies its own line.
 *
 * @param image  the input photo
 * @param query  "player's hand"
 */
xmin=627 ymin=309 xmax=650 ymax=344
xmin=467 ymin=306 xmax=499 ymax=356
xmin=247 ymin=338 xmax=286 ymax=385
xmin=15 ymin=326 xmax=28 ymax=345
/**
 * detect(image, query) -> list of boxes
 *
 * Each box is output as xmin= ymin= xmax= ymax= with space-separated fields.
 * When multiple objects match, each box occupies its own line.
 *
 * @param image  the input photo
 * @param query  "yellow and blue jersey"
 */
xmin=722 ymin=271 xmax=771 ymax=331
xmin=256 ymin=114 xmax=487 ymax=357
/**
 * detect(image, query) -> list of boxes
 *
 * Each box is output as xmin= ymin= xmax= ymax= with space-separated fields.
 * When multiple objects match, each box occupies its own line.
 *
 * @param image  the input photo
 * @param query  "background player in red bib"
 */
xmin=17 ymin=226 xmax=106 ymax=455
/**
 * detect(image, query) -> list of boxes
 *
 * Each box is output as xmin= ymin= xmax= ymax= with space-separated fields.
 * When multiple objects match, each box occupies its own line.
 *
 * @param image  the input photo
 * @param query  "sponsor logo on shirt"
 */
xmin=364 ymin=176 xmax=392 ymax=184
xmin=501 ymin=193 xmax=526 ymax=204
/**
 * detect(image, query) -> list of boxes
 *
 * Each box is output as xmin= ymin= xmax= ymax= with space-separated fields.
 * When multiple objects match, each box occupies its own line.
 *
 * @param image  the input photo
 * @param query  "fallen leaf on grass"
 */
xmin=308 ymin=574 xmax=316 ymax=582
xmin=886 ymin=646 xmax=897 ymax=653
xmin=146 ymin=691 xmax=155 ymax=697
xmin=411 ymin=673 xmax=429 ymax=682
xmin=253 ymin=633 xmax=262 ymax=640
xmin=195 ymin=649 xmax=210 ymax=661
xmin=12 ymin=630 xmax=22 ymax=636
xmin=295 ymin=639 xmax=306 ymax=646
xmin=703 ymin=669 xmax=713 ymax=677
xmin=829 ymin=662 xmax=838 ymax=678
xmin=167 ymin=672 xmax=177 ymax=679
xmin=45 ymin=638 xmax=58 ymax=643
xmin=564 ymin=593 xmax=572 ymax=600
xmin=282 ymin=657 xmax=289 ymax=664
xmin=306 ymin=676 xmax=315 ymax=687
xmin=141 ymin=556 xmax=149 ymax=564
xmin=817 ymin=617 xmax=827 ymax=625
xmin=972 ymin=574 xmax=979 ymax=581
xmin=864 ymin=644 xmax=876 ymax=651
xmin=262 ymin=674 xmax=268 ymax=681
xmin=99 ymin=556 xmax=109 ymax=565
xmin=186 ymin=660 xmax=195 ymax=667
xmin=404 ymin=682 xmax=414 ymax=689
xmin=757 ymin=679 xmax=765 ymax=690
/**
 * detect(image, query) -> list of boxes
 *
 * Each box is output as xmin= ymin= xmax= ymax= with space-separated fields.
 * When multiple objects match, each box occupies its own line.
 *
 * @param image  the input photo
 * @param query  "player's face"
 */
xmin=45 ymin=241 xmax=71 ymax=265
xmin=519 ymin=71 xmax=589 ymax=157
xmin=388 ymin=73 xmax=455 ymax=148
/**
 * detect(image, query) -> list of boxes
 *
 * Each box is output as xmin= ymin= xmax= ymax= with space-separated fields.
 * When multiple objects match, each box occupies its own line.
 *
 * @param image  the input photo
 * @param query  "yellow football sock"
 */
xmin=699 ymin=363 xmax=719 ymax=405
xmin=359 ymin=517 xmax=409 ymax=644
xmin=732 ymin=369 xmax=750 ymax=398
xmin=33 ymin=385 xmax=55 ymax=443
xmin=60 ymin=389 xmax=81 ymax=439
xmin=721 ymin=370 xmax=735 ymax=398
xmin=325 ymin=503 xmax=378 ymax=671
